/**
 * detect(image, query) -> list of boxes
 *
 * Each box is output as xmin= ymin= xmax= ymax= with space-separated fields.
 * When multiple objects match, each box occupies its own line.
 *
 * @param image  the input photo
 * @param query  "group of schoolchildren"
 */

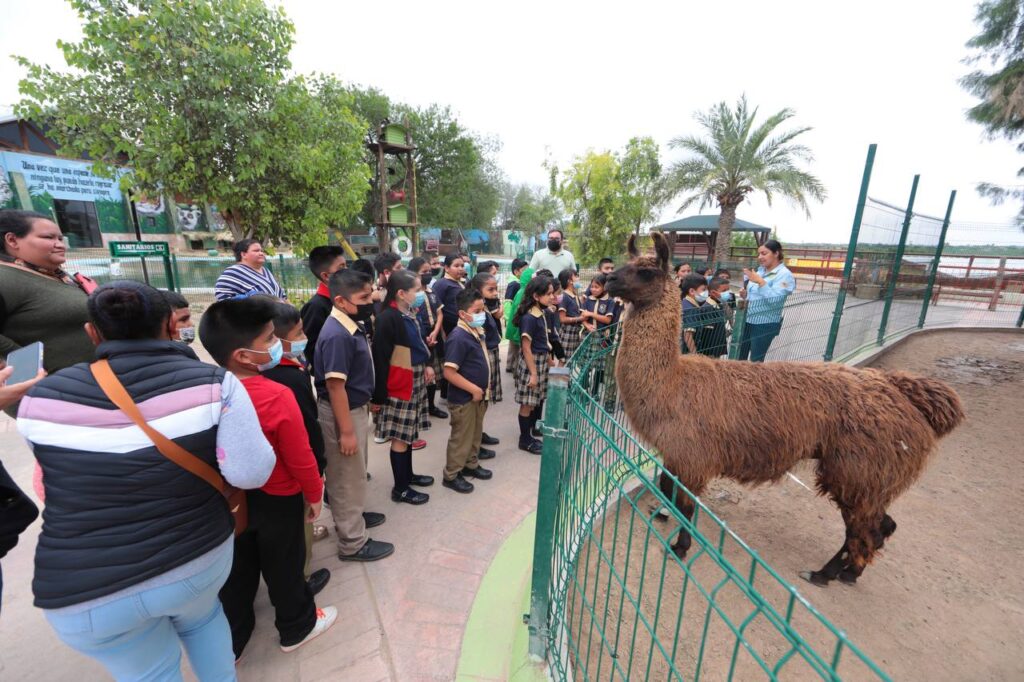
xmin=503 ymin=257 xmax=622 ymax=453
xmin=676 ymin=262 xmax=736 ymax=357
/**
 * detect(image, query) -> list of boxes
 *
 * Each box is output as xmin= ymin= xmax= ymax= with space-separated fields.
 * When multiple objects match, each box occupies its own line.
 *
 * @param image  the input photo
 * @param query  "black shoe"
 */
xmin=307 ymin=568 xmax=330 ymax=596
xmin=531 ymin=428 xmax=544 ymax=440
xmin=478 ymin=447 xmax=496 ymax=460
xmin=366 ymin=472 xmax=372 ymax=481
xmin=442 ymin=476 xmax=475 ymax=493
xmin=391 ymin=488 xmax=430 ymax=505
xmin=411 ymin=473 xmax=435 ymax=487
xmin=362 ymin=511 xmax=386 ymax=529
xmin=462 ymin=466 xmax=493 ymax=480
xmin=429 ymin=407 xmax=449 ymax=419
xmin=481 ymin=432 xmax=500 ymax=445
xmin=519 ymin=439 xmax=543 ymax=455
xmin=339 ymin=538 xmax=395 ymax=562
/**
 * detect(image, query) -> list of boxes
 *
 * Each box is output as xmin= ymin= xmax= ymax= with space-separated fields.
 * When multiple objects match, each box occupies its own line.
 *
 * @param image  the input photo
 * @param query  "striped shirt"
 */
xmin=214 ymin=263 xmax=286 ymax=301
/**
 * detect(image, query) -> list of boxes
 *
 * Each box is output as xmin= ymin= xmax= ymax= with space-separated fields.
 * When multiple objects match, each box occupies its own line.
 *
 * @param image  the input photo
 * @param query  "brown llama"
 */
xmin=604 ymin=232 xmax=965 ymax=586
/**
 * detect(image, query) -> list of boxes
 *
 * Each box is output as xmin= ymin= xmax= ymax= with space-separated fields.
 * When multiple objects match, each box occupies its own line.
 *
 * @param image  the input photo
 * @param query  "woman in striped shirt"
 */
xmin=214 ymin=239 xmax=287 ymax=301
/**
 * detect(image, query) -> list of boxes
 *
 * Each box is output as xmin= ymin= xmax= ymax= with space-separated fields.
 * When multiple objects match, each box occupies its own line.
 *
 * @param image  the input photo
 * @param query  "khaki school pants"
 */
xmin=444 ymin=400 xmax=488 ymax=481
xmin=318 ymin=400 xmax=369 ymax=555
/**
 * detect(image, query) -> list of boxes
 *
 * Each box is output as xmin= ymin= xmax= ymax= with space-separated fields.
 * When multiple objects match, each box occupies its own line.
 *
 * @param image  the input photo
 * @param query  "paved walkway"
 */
xmin=0 ymin=356 xmax=542 ymax=682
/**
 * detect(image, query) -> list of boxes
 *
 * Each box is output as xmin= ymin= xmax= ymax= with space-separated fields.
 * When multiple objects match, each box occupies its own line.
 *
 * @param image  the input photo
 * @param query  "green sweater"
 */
xmin=0 ymin=264 xmax=94 ymax=374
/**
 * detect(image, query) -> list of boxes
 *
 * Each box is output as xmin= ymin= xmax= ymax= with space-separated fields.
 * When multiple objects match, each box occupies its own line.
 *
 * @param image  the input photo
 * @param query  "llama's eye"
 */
xmin=637 ymin=269 xmax=657 ymax=282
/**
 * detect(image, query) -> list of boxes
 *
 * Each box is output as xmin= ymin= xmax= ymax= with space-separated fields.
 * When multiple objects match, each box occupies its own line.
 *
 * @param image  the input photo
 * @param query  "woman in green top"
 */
xmin=0 ymin=210 xmax=93 ymax=376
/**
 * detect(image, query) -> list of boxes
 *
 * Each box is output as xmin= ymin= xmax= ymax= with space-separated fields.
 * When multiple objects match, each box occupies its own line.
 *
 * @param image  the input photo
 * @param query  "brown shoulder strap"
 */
xmin=90 ymin=359 xmax=227 ymax=493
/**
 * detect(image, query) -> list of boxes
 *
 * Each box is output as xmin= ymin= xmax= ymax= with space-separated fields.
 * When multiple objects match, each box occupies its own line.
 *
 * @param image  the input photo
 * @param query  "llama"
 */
xmin=604 ymin=232 xmax=965 ymax=586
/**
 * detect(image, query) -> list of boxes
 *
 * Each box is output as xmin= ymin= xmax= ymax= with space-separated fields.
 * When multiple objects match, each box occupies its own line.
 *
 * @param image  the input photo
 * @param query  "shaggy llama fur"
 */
xmin=605 ymin=232 xmax=965 ymax=586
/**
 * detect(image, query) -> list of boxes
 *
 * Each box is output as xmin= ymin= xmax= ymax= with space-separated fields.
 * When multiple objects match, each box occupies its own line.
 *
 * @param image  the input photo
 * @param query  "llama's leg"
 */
xmin=837 ymin=513 xmax=897 ymax=585
xmin=799 ymin=506 xmax=855 ymax=587
xmin=659 ymin=472 xmax=700 ymax=559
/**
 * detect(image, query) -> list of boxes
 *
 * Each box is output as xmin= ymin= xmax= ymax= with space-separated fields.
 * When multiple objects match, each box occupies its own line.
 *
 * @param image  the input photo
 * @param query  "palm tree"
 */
xmin=667 ymin=96 xmax=826 ymax=266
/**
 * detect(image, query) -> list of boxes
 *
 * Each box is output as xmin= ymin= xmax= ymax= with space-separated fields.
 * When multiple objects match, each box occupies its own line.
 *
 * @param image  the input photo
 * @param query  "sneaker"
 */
xmin=391 ymin=488 xmax=430 ymax=505
xmin=362 ymin=511 xmax=386 ymax=528
xmin=374 ymin=436 xmax=388 ymax=444
xmin=461 ymin=466 xmax=493 ymax=480
xmin=280 ymin=606 xmax=338 ymax=652
xmin=339 ymin=538 xmax=395 ymax=562
xmin=411 ymin=439 xmax=427 ymax=451
xmin=478 ymin=447 xmax=496 ymax=460
xmin=410 ymin=473 xmax=435 ymax=487
xmin=481 ymin=432 xmax=500 ymax=445
xmin=519 ymin=439 xmax=543 ymax=455
xmin=442 ymin=475 xmax=475 ymax=494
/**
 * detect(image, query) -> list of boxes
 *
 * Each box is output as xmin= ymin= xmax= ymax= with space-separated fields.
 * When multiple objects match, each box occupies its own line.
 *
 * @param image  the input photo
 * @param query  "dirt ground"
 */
xmin=567 ymin=329 xmax=1024 ymax=681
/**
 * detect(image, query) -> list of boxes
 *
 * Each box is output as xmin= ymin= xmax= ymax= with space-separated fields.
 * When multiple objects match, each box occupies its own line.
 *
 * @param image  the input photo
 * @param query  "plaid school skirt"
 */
xmin=488 ymin=346 xmax=502 ymax=402
xmin=375 ymin=363 xmax=430 ymax=443
xmin=514 ymin=350 xmax=549 ymax=407
xmin=559 ymin=323 xmax=584 ymax=362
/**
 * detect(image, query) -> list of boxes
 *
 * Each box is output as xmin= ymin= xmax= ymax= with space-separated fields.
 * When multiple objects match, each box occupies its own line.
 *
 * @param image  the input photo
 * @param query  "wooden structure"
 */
xmin=368 ymin=119 xmax=418 ymax=255
xmin=654 ymin=215 xmax=771 ymax=263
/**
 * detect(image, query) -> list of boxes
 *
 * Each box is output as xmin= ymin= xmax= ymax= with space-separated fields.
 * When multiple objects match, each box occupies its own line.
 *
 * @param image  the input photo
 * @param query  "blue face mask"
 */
xmin=574 ymin=281 xmax=584 ymax=291
xmin=412 ymin=291 xmax=426 ymax=309
xmin=695 ymin=291 xmax=709 ymax=303
xmin=246 ymin=338 xmax=283 ymax=371
xmin=720 ymin=291 xmax=734 ymax=302
xmin=284 ymin=338 xmax=307 ymax=360
xmin=469 ymin=311 xmax=487 ymax=328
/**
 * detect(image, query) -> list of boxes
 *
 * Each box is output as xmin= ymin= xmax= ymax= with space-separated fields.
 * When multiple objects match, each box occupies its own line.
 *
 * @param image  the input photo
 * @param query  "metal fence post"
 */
xmin=918 ymin=190 xmax=957 ymax=329
xmin=728 ymin=304 xmax=747 ymax=360
xmin=528 ymin=367 xmax=570 ymax=659
xmin=170 ymin=253 xmax=183 ymax=293
xmin=277 ymin=253 xmax=290 ymax=295
xmin=876 ymin=174 xmax=919 ymax=345
xmin=1017 ymin=299 xmax=1024 ymax=327
xmin=824 ymin=144 xmax=877 ymax=361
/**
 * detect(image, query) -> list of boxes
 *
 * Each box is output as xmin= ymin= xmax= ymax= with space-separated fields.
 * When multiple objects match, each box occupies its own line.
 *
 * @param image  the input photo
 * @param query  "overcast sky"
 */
xmin=2 ymin=0 xmax=1022 ymax=245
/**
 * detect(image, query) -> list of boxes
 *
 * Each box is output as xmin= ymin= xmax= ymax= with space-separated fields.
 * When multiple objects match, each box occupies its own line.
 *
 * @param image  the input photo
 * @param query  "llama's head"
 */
xmin=606 ymin=231 xmax=672 ymax=310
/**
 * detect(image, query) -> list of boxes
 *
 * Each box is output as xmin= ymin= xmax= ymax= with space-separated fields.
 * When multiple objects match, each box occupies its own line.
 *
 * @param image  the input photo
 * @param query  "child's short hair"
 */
xmin=200 ymin=295 xmax=280 ymax=367
xmin=272 ymin=301 xmax=302 ymax=337
xmin=456 ymin=287 xmax=483 ymax=311
xmin=161 ymin=290 xmax=190 ymax=310
xmin=407 ymin=256 xmax=428 ymax=274
xmin=534 ymin=268 xmax=554 ymax=278
xmin=598 ymin=257 xmax=614 ymax=268
xmin=511 ymin=258 xmax=528 ymax=273
xmin=329 ymin=269 xmax=372 ymax=299
xmin=695 ymin=267 xmax=709 ymax=276
xmin=350 ymin=258 xmax=375 ymax=279
xmin=476 ymin=260 xmax=498 ymax=274
xmin=374 ymin=252 xmax=401 ymax=275
xmin=709 ymin=277 xmax=729 ymax=291
xmin=714 ymin=267 xmax=730 ymax=279
xmin=680 ymin=274 xmax=708 ymax=297
xmin=590 ymin=273 xmax=609 ymax=287
xmin=308 ymin=245 xmax=346 ymax=278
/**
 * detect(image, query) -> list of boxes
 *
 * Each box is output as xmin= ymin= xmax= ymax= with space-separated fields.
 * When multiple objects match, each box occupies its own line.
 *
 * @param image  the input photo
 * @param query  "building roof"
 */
xmin=654 ymin=214 xmax=771 ymax=233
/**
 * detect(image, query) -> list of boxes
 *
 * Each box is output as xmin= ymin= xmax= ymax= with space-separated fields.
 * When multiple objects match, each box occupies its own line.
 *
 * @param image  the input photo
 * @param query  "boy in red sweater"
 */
xmin=199 ymin=296 xmax=337 ymax=660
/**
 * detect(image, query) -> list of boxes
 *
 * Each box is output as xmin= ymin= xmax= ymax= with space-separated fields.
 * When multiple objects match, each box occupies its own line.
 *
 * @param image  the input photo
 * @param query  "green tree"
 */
xmin=16 ymin=0 xmax=367 ymax=245
xmin=552 ymin=150 xmax=629 ymax=264
xmin=666 ymin=96 xmax=825 ymax=265
xmin=960 ymin=0 xmax=1024 ymax=221
xmin=617 ymin=136 xmax=667 ymax=234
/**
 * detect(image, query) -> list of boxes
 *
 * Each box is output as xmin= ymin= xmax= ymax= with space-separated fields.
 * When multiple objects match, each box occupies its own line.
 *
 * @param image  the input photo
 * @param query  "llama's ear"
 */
xmin=627 ymin=234 xmax=639 ymax=260
xmin=652 ymin=232 xmax=671 ymax=272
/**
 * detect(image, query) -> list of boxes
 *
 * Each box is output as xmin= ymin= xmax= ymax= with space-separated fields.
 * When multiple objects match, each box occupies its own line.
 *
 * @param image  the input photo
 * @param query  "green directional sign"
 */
xmin=109 ymin=240 xmax=170 ymax=258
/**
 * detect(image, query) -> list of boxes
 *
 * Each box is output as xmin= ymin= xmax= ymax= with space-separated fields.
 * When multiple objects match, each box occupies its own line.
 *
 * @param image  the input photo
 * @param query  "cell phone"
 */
xmin=5 ymin=342 xmax=44 ymax=385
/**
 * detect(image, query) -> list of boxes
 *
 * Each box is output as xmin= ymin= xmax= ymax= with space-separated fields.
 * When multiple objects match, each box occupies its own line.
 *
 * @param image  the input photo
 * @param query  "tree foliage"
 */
xmin=16 ymin=0 xmax=368 ymax=245
xmin=549 ymin=137 xmax=665 ymax=264
xmin=961 ymin=0 xmax=1024 ymax=222
xmin=666 ymin=96 xmax=825 ymax=264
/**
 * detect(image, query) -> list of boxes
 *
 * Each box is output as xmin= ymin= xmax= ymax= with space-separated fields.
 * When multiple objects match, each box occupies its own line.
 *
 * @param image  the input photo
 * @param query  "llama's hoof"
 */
xmin=799 ymin=571 xmax=831 ymax=587
xmin=837 ymin=569 xmax=859 ymax=585
xmin=670 ymin=543 xmax=689 ymax=560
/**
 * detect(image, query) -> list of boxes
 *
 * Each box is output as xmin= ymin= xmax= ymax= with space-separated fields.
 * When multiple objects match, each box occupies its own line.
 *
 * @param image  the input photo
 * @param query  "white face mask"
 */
xmin=178 ymin=326 xmax=196 ymax=345
xmin=695 ymin=291 xmax=709 ymax=303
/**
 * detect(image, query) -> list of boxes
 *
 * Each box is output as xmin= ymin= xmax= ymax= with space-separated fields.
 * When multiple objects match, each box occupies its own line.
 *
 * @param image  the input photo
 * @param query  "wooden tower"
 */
xmin=369 ymin=119 xmax=418 ymax=256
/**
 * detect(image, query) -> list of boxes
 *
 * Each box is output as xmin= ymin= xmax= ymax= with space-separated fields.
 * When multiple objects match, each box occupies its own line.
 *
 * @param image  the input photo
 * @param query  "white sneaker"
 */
xmin=373 ymin=436 xmax=388 ymax=444
xmin=280 ymin=606 xmax=338 ymax=652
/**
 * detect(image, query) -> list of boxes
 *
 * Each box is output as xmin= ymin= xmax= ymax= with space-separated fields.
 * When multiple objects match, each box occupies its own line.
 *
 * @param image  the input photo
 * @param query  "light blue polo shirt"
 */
xmin=746 ymin=263 xmax=796 ymax=324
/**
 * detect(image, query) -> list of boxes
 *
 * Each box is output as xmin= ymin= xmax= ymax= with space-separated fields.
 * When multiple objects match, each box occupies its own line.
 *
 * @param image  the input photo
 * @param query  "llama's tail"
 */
xmin=885 ymin=372 xmax=965 ymax=437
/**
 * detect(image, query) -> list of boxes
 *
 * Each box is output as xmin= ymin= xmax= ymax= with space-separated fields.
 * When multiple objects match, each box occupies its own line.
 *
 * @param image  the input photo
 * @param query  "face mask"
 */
xmin=178 ymin=326 xmax=196 ymax=345
xmin=574 ymin=282 xmax=583 ymax=291
xmin=354 ymin=303 xmax=375 ymax=322
xmin=420 ymin=273 xmax=433 ymax=287
xmin=411 ymin=291 xmax=426 ymax=309
xmin=431 ymin=266 xmax=442 ymax=277
xmin=246 ymin=338 xmax=282 ymax=371
xmin=720 ymin=291 xmax=734 ymax=302
xmin=547 ymin=238 xmax=562 ymax=252
xmin=469 ymin=311 xmax=487 ymax=328
xmin=284 ymin=338 xmax=307 ymax=360
xmin=695 ymin=291 xmax=709 ymax=303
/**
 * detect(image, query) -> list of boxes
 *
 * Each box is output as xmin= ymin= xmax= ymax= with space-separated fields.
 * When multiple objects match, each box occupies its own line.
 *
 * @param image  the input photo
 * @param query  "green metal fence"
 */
xmin=528 ymin=329 xmax=892 ymax=681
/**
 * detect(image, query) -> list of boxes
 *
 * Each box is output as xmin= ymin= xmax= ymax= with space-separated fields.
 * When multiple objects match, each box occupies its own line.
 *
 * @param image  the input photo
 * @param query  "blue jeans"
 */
xmin=739 ymin=321 xmax=782 ymax=362
xmin=45 ymin=544 xmax=236 ymax=682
